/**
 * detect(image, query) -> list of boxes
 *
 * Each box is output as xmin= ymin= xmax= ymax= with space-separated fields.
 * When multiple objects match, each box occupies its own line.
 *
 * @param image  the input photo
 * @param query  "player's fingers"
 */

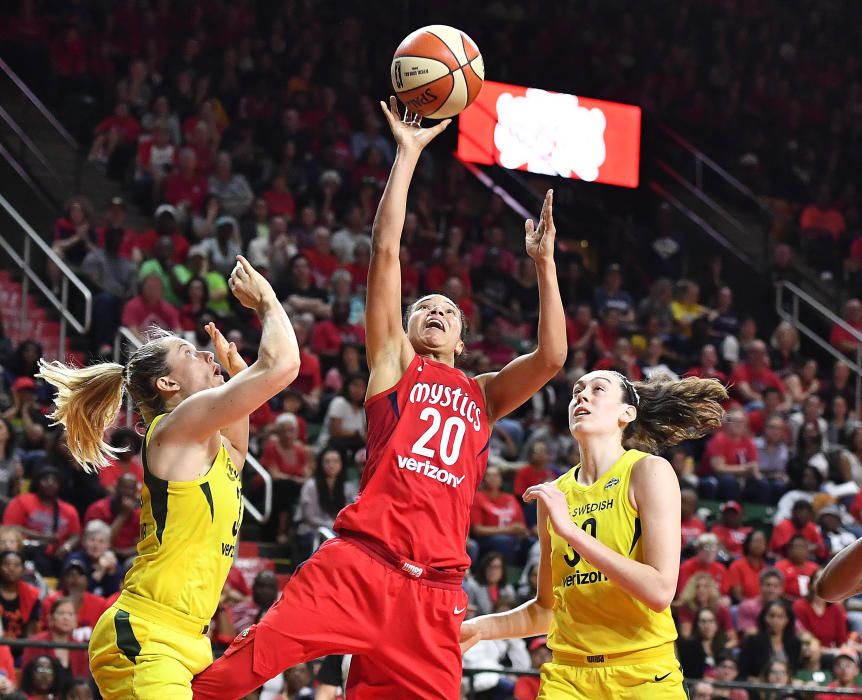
xmin=389 ymin=95 xmax=398 ymax=116
xmin=525 ymin=218 xmax=535 ymax=236
xmin=430 ymin=118 xmax=451 ymax=135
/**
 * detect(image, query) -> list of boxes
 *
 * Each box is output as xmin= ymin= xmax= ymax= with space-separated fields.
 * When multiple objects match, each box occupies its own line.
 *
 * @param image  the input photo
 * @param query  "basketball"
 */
xmin=391 ymin=25 xmax=484 ymax=119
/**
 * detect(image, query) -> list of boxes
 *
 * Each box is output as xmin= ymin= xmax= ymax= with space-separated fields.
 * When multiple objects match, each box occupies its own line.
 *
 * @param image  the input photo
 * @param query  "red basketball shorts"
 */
xmin=192 ymin=537 xmax=469 ymax=699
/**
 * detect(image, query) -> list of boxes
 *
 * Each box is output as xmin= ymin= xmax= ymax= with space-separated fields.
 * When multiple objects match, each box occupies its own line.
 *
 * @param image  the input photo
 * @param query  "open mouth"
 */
xmin=214 ymin=365 xmax=222 ymax=376
xmin=425 ymin=318 xmax=445 ymax=331
xmin=574 ymin=407 xmax=590 ymax=417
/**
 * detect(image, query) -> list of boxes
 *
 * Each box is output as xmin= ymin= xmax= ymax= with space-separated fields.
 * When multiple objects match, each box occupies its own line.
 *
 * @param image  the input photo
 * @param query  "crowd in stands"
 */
xmin=1 ymin=0 xmax=862 ymax=698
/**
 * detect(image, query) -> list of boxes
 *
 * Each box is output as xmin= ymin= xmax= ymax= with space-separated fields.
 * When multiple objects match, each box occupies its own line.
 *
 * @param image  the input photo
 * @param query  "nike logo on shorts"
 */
xmin=654 ymin=672 xmax=671 ymax=682
xmin=454 ymin=606 xmax=466 ymax=615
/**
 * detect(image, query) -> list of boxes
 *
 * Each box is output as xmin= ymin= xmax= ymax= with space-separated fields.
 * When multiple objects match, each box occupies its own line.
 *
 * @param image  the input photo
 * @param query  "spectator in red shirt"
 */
xmin=0 ymin=550 xmax=41 ymax=641
xmin=793 ymin=571 xmax=848 ymax=649
xmin=121 ymin=274 xmax=182 ymax=344
xmin=593 ymin=336 xmax=643 ymax=381
xmin=135 ymin=124 xmax=176 ymax=200
xmin=40 ymin=559 xmax=108 ymax=639
xmin=684 ymin=343 xmax=728 ymax=384
xmin=701 ymin=408 xmax=764 ymax=502
xmin=676 ymin=572 xmax=738 ymax=646
xmin=770 ymin=500 xmax=827 ymax=560
xmin=829 ymin=298 xmax=862 ymax=355
xmin=426 ymin=248 xmax=472 ymax=295
xmin=302 ymin=226 xmax=340 ymax=286
xmin=164 ymin=147 xmax=208 ymax=215
xmin=735 ymin=568 xmax=785 ymax=636
xmin=680 ymin=485 xmax=707 ymax=551
xmin=514 ymin=637 xmax=550 ymax=700
xmin=262 ymin=171 xmax=297 ymax=220
xmin=442 ymin=277 xmax=478 ymax=337
xmin=470 ymin=466 xmax=527 ymax=564
xmin=98 ymin=428 xmax=144 ymax=494
xmin=84 ymin=473 xmax=141 ymax=560
xmin=468 ymin=318 xmax=516 ymax=370
xmin=21 ymin=597 xmax=90 ymax=682
xmin=95 ymin=196 xmax=139 ymax=261
xmin=290 ymin=322 xmax=323 ymax=413
xmin=800 ymin=185 xmax=846 ymax=275
xmin=677 ymin=533 xmax=726 ymax=596
xmin=346 ymin=240 xmax=371 ymax=291
xmin=309 ymin=301 xmax=366 ymax=365
xmin=135 ymin=204 xmax=190 ymax=263
xmin=88 ymin=101 xmax=141 ymax=164
xmin=2 ymin=465 xmax=81 ymax=574
xmin=729 ymin=340 xmax=787 ymax=408
xmin=815 ymin=651 xmax=862 ymax=700
xmin=775 ymin=535 xmax=820 ymax=599
xmin=260 ymin=413 xmax=311 ymax=545
xmin=723 ymin=529 xmax=769 ymax=602
xmin=513 ymin=441 xmax=555 ymax=498
xmin=712 ymin=501 xmax=752 ymax=560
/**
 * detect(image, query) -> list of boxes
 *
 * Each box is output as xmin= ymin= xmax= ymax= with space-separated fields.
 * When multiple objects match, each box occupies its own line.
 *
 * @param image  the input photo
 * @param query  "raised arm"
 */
xmin=365 ymin=98 xmax=450 ymax=390
xmin=155 ymin=257 xmax=299 ymax=470
xmin=476 ymin=191 xmax=567 ymax=421
xmin=460 ymin=500 xmax=555 ymax=652
xmin=525 ymin=455 xmax=681 ymax=612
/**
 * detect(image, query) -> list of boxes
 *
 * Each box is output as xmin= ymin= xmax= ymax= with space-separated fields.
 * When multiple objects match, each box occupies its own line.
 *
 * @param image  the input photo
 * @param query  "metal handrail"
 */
xmin=111 ymin=326 xmax=272 ymax=523
xmin=0 ymin=102 xmax=58 ymax=178
xmin=775 ymin=280 xmax=862 ymax=410
xmin=655 ymin=121 xmax=771 ymax=216
xmin=0 ymin=57 xmax=78 ymax=149
xmin=0 ymin=192 xmax=91 ymax=358
xmin=650 ymin=181 xmax=756 ymax=268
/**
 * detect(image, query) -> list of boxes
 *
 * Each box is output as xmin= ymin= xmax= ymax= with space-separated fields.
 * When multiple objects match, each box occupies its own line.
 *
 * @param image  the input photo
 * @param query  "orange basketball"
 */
xmin=391 ymin=25 xmax=484 ymax=119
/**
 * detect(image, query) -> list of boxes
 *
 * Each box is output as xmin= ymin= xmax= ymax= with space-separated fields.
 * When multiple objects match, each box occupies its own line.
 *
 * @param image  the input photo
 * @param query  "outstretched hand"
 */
xmin=525 ymin=189 xmax=556 ymax=262
xmin=229 ymin=255 xmax=275 ymax=311
xmin=524 ymin=482 xmax=573 ymax=539
xmin=379 ymin=96 xmax=452 ymax=154
xmin=205 ymin=321 xmax=248 ymax=376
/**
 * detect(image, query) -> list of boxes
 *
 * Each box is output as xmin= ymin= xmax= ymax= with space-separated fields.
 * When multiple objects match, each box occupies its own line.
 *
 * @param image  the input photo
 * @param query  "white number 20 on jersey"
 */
xmin=411 ymin=407 xmax=466 ymax=466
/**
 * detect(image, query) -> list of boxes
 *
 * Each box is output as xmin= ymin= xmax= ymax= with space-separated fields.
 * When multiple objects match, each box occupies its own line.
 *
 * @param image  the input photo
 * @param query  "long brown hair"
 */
xmin=623 ymin=374 xmax=727 ymax=453
xmin=37 ymin=330 xmax=177 ymax=472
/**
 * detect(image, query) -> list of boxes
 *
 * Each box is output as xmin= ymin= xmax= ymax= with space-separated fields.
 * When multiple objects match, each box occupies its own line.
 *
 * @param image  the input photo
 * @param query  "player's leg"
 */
xmin=192 ymin=538 xmax=387 ymax=700
xmin=345 ymin=579 xmax=467 ymax=699
xmin=606 ymin=657 xmax=687 ymax=699
xmin=90 ymin=606 xmax=213 ymax=700
xmin=537 ymin=658 xmax=686 ymax=700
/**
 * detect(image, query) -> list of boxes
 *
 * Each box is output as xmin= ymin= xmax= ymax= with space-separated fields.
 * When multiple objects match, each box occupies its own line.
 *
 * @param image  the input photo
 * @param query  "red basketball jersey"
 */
xmin=335 ymin=355 xmax=490 ymax=573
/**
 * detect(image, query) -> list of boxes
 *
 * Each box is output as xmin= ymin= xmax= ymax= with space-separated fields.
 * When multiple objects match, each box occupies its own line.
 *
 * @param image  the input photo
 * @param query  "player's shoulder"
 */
xmin=629 ymin=452 xmax=675 ymax=486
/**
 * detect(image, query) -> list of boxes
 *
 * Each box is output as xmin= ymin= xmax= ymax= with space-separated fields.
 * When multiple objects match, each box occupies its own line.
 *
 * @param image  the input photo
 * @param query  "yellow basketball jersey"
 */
xmin=121 ymin=414 xmax=243 ymax=624
xmin=548 ymin=449 xmax=677 ymax=657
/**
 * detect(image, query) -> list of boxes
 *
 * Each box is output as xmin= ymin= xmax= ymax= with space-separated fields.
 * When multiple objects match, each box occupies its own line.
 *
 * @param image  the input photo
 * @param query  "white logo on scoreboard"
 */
xmin=494 ymin=88 xmax=607 ymax=182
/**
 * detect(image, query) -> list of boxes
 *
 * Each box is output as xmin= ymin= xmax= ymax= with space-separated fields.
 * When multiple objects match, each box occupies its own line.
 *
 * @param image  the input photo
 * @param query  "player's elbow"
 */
xmin=270 ymin=358 xmax=301 ymax=388
xmin=645 ymin=583 xmax=676 ymax=612
xmin=543 ymin=347 xmax=568 ymax=371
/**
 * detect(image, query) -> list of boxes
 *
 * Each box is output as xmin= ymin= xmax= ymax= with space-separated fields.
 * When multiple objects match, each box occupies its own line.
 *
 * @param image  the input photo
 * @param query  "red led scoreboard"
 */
xmin=456 ymin=80 xmax=642 ymax=189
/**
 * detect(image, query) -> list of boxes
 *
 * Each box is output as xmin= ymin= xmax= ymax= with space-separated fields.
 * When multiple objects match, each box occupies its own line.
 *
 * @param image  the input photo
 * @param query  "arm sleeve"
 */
xmin=316 ymin=655 xmax=345 ymax=685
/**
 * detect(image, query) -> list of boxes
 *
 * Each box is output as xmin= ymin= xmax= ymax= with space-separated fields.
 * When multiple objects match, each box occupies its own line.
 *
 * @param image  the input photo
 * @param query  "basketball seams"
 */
xmin=424 ymin=27 xmax=464 ymax=70
xmin=391 ymin=26 xmax=483 ymax=117
xmin=427 ymin=71 xmax=458 ymax=119
xmin=391 ymin=56 xmax=453 ymax=91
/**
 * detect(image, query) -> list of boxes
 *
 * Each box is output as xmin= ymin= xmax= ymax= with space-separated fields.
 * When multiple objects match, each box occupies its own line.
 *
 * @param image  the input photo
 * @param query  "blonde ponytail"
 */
xmin=36 ymin=360 xmax=127 ymax=472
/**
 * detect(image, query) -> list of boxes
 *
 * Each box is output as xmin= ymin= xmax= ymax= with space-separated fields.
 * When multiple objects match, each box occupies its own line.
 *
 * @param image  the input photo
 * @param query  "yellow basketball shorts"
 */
xmin=538 ymin=645 xmax=686 ymax=700
xmin=89 ymin=598 xmax=213 ymax=700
